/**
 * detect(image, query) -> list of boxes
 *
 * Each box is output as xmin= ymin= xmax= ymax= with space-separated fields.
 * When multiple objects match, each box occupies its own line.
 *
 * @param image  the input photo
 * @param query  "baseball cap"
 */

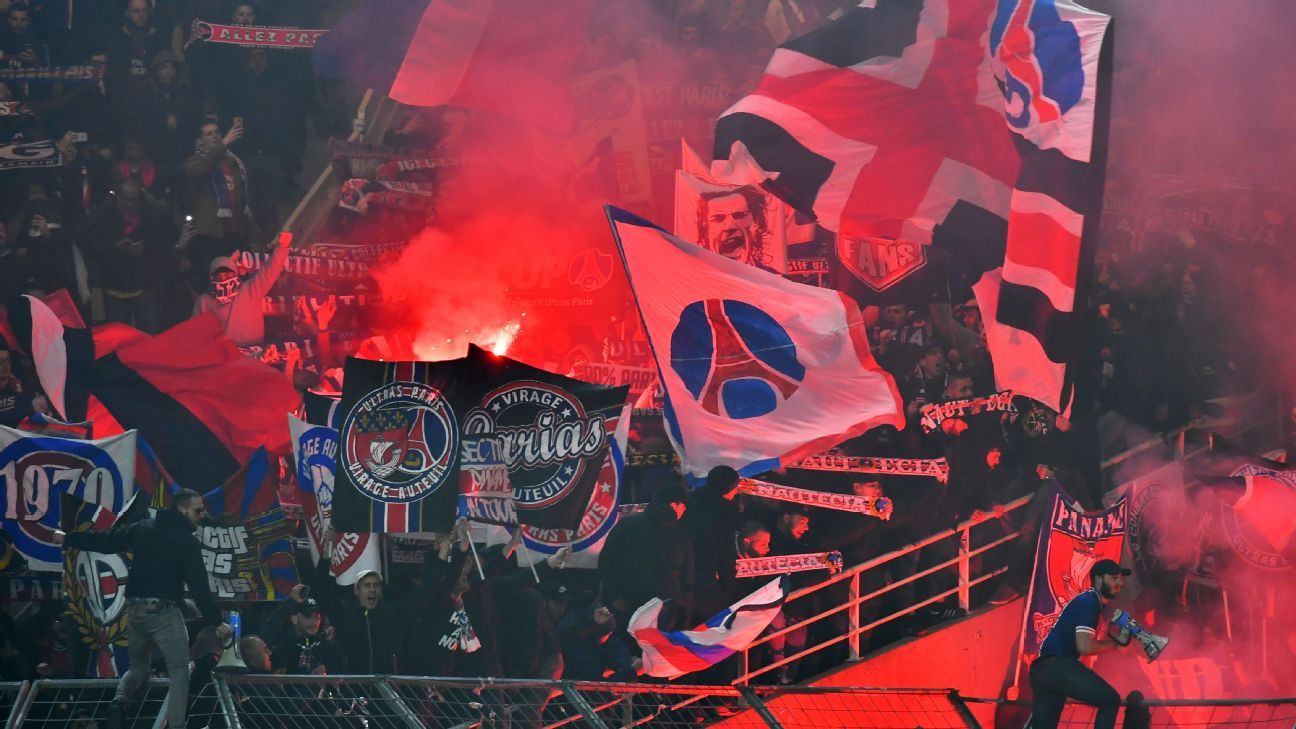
xmin=209 ymin=255 xmax=236 ymax=275
xmin=294 ymin=597 xmax=322 ymax=616
xmin=537 ymin=581 xmax=569 ymax=602
xmin=1090 ymin=559 xmax=1131 ymax=580
xmin=354 ymin=569 xmax=383 ymax=584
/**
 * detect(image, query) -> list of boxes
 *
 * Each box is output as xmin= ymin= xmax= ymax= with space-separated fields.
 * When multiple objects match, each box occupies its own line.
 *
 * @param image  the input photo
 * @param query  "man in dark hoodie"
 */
xmin=684 ymin=466 xmax=746 ymax=619
xmin=598 ymin=483 xmax=693 ymax=630
xmin=53 ymin=489 xmax=228 ymax=729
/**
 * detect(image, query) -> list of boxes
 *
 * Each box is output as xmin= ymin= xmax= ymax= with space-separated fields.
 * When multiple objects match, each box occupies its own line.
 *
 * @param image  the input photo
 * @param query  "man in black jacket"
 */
xmin=53 ymin=489 xmax=228 ymax=729
xmin=598 ymin=483 xmax=694 ymax=630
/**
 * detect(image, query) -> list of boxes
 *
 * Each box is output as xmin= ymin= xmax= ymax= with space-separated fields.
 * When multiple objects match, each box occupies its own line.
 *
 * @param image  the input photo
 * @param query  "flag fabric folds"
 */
xmin=201 ymin=447 xmax=298 ymax=600
xmin=607 ymin=206 xmax=903 ymax=480
xmin=462 ymin=344 xmax=629 ymax=532
xmin=0 ymin=295 xmax=94 ymax=421
xmin=630 ymin=577 xmax=785 ymax=679
xmin=0 ymin=426 xmax=137 ymax=570
xmin=61 ymin=491 xmax=151 ymax=677
xmin=334 ymin=357 xmax=469 ymax=533
xmin=289 ymin=413 xmax=379 ymax=585
xmin=88 ymin=313 xmax=300 ymax=490
xmin=714 ymin=0 xmax=1110 ymax=414
xmin=313 ymin=0 xmax=591 ymax=131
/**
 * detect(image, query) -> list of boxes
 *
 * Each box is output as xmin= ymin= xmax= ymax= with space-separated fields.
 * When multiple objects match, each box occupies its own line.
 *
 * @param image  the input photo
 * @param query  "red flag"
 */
xmin=89 ymin=314 xmax=300 ymax=489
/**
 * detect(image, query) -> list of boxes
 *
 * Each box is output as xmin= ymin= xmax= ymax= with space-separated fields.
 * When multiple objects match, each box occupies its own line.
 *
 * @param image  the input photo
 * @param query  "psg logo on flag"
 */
xmin=464 ymin=381 xmax=608 ymax=508
xmin=990 ymin=0 xmax=1086 ymax=130
xmin=670 ymin=299 xmax=805 ymax=419
xmin=340 ymin=382 xmax=457 ymax=504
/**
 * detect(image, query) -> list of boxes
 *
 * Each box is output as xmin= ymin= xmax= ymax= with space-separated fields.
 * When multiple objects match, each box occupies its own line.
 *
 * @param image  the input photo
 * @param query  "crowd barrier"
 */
xmin=963 ymin=696 xmax=1296 ymax=729
xmin=3 ymin=677 xmax=1294 ymax=728
xmin=0 ymin=676 xmax=987 ymax=729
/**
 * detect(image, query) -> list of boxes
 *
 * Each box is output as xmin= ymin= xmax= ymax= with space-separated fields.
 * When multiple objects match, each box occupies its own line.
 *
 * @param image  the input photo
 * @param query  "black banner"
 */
xmin=463 ymin=344 xmax=628 ymax=532
xmin=333 ymin=357 xmax=469 ymax=533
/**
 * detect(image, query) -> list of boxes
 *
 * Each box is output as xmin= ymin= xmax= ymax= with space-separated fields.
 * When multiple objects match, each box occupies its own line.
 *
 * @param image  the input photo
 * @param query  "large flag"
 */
xmin=201 ymin=447 xmax=298 ymax=600
xmin=61 ymin=491 xmax=151 ymax=677
xmin=334 ymin=357 xmax=469 ymax=533
xmin=630 ymin=577 xmax=785 ymax=679
xmin=713 ymin=0 xmax=1110 ymax=414
xmin=87 ymin=314 xmax=301 ymax=490
xmin=1019 ymin=484 xmax=1127 ymax=663
xmin=289 ymin=413 xmax=379 ymax=585
xmin=313 ymin=0 xmax=591 ymax=132
xmin=462 ymin=344 xmax=628 ymax=531
xmin=0 ymin=295 xmax=94 ymax=421
xmin=0 ymin=426 xmax=136 ymax=570
xmin=607 ymin=207 xmax=903 ymax=480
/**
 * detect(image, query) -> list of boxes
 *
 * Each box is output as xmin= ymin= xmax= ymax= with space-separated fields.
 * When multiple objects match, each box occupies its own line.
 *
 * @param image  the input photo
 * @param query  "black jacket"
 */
xmin=598 ymin=504 xmax=694 ymax=613
xmin=64 ymin=508 xmax=221 ymax=627
xmin=308 ymin=554 xmax=443 ymax=674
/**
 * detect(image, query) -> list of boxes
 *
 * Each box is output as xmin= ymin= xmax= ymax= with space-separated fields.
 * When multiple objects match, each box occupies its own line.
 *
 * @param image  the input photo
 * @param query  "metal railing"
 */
xmin=0 ymin=676 xmax=986 ymax=729
xmin=733 ymin=392 xmax=1284 ymax=686
xmin=962 ymin=696 xmax=1296 ymax=729
xmin=734 ymin=492 xmax=1032 ymax=685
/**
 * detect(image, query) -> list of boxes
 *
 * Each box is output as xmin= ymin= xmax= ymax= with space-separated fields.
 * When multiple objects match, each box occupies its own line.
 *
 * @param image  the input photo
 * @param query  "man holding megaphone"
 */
xmin=1029 ymin=559 xmax=1132 ymax=729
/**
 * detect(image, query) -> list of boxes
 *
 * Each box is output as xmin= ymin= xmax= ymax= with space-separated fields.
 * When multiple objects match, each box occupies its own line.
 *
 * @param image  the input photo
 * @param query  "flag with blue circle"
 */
xmin=606 ymin=207 xmax=904 ymax=481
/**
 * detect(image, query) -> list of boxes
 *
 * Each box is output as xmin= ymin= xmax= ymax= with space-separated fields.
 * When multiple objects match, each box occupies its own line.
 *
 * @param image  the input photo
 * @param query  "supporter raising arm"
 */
xmin=192 ymin=230 xmax=290 ymax=346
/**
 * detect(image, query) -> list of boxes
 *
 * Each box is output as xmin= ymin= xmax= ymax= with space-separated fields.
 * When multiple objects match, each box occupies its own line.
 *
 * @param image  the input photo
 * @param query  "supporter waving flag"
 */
xmin=607 ymin=207 xmax=903 ymax=481
xmin=630 ymin=577 xmax=785 ymax=679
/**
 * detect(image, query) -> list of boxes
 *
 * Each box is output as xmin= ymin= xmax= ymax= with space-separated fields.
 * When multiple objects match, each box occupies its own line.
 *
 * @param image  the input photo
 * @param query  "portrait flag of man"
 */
xmin=606 ymin=206 xmax=903 ymax=481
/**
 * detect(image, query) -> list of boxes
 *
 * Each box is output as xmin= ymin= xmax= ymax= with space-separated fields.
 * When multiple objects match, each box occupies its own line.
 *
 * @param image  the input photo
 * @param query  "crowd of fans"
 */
xmin=0 ymin=3 xmax=1279 ymax=726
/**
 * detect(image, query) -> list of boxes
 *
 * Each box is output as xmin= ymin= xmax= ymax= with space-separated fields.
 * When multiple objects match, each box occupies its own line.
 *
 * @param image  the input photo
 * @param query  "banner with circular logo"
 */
xmin=0 ymin=427 xmax=137 ymax=571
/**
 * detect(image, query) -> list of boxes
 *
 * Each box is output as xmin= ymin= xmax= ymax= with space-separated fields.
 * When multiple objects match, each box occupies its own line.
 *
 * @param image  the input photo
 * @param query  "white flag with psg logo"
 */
xmin=289 ymin=414 xmax=380 ymax=585
xmin=606 ymin=206 xmax=903 ymax=480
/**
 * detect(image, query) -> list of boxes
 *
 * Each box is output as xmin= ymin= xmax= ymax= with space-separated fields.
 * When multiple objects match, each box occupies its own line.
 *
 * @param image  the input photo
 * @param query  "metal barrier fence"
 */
xmin=964 ymin=696 xmax=1296 ymax=729
xmin=733 ymin=392 xmax=1284 ymax=686
xmin=3 ymin=678 xmax=1293 ymax=729
xmin=0 ymin=676 xmax=985 ymax=729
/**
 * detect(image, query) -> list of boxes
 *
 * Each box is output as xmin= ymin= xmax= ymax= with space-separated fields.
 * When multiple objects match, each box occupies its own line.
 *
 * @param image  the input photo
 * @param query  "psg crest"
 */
xmin=670 ymin=299 xmax=805 ymax=419
xmin=464 ymin=381 xmax=608 ymax=509
xmin=340 ymin=381 xmax=457 ymax=504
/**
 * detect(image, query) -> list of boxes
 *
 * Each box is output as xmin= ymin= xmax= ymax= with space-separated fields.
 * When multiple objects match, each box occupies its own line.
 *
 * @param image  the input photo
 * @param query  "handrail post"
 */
xmin=560 ymin=682 xmax=612 ymax=729
xmin=214 ymin=675 xmax=242 ymax=729
xmin=848 ymin=571 xmax=861 ymax=661
xmin=740 ymin=646 xmax=750 ymax=687
xmin=958 ymin=527 xmax=971 ymax=612
xmin=1175 ymin=429 xmax=1186 ymax=460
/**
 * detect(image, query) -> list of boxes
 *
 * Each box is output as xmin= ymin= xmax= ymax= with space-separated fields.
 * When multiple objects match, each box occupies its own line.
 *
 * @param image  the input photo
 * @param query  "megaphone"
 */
xmin=215 ymin=610 xmax=248 ymax=674
xmin=1111 ymin=609 xmax=1170 ymax=662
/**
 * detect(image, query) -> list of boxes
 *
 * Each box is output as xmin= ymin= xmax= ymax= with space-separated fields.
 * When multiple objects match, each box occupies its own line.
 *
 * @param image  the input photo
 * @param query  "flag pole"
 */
xmin=518 ymin=541 xmax=540 ymax=583
xmin=467 ymin=534 xmax=485 ymax=581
